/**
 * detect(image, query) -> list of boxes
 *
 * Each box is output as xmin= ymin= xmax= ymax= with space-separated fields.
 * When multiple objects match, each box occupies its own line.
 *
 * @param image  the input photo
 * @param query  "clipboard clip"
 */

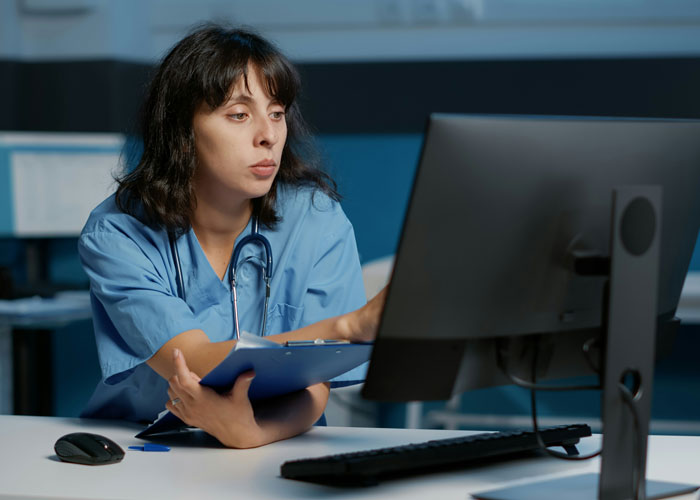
xmin=284 ymin=339 xmax=351 ymax=347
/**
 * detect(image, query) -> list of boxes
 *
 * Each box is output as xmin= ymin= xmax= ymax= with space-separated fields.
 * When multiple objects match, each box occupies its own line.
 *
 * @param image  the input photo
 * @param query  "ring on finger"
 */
xmin=171 ymin=397 xmax=181 ymax=406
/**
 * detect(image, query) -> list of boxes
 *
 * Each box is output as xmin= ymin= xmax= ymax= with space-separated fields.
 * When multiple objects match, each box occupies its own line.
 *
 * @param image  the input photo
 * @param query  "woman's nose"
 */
xmin=256 ymin=118 xmax=278 ymax=148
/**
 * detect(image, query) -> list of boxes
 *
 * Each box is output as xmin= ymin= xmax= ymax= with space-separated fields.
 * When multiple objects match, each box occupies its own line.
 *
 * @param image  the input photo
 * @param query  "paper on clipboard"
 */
xmin=136 ymin=333 xmax=372 ymax=438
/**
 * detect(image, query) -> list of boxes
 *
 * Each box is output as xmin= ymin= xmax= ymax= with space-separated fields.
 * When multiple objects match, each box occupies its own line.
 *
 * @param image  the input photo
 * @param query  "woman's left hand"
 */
xmin=166 ymin=348 xmax=265 ymax=448
xmin=340 ymin=284 xmax=389 ymax=343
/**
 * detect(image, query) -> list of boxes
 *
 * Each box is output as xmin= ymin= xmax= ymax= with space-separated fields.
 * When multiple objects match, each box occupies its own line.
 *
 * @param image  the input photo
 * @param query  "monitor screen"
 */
xmin=362 ymin=114 xmax=700 ymax=402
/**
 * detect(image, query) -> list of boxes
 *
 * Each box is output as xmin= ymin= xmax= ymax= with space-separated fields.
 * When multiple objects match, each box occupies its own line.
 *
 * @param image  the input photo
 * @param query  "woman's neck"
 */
xmin=191 ymin=197 xmax=253 ymax=279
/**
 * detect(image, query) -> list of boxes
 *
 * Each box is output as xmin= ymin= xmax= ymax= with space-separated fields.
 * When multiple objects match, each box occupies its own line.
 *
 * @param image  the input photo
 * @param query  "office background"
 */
xmin=1 ymin=0 xmax=699 ymax=430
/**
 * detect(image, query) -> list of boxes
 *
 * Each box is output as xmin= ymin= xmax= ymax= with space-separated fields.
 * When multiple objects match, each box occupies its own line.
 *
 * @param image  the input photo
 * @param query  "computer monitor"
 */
xmin=362 ymin=114 xmax=700 ymax=499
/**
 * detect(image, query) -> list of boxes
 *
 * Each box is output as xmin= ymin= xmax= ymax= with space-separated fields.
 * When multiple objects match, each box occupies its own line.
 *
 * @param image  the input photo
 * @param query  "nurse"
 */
xmin=78 ymin=24 xmax=386 ymax=448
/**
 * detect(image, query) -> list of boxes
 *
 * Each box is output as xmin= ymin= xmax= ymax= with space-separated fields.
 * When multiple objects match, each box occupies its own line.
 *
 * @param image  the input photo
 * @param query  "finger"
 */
xmin=166 ymin=384 xmax=185 ymax=410
xmin=171 ymin=348 xmax=198 ymax=396
xmin=229 ymin=370 xmax=256 ymax=403
xmin=165 ymin=398 xmax=183 ymax=418
xmin=167 ymin=374 xmax=190 ymax=405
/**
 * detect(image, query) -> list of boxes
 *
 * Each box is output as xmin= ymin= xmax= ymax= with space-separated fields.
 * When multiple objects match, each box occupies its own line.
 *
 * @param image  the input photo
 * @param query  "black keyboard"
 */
xmin=281 ymin=424 xmax=592 ymax=486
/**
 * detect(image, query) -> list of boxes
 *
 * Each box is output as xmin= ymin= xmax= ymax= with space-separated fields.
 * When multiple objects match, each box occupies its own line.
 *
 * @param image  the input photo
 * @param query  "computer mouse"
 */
xmin=54 ymin=432 xmax=125 ymax=465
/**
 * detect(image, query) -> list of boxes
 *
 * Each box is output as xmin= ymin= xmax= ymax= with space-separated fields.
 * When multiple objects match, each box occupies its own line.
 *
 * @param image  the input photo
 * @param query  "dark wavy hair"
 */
xmin=116 ymin=23 xmax=338 ymax=233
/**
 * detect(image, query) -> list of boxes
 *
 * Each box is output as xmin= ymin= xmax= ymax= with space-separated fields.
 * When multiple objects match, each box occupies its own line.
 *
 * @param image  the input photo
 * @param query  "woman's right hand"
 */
xmin=166 ymin=348 xmax=265 ymax=448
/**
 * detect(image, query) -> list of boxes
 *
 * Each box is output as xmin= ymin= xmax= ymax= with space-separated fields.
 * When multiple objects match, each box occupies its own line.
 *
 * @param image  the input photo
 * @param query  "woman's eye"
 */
xmin=270 ymin=111 xmax=285 ymax=120
xmin=229 ymin=113 xmax=247 ymax=121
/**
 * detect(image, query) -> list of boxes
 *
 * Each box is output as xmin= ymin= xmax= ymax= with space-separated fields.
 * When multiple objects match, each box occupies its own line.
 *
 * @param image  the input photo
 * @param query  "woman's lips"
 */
xmin=250 ymin=161 xmax=276 ymax=177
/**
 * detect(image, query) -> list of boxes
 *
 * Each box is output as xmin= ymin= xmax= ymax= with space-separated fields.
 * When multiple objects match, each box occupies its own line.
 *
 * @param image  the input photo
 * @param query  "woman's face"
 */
xmin=192 ymin=64 xmax=288 ymax=206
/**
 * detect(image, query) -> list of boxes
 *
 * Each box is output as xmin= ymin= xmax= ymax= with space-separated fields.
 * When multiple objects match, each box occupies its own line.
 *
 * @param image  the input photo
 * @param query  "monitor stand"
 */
xmin=472 ymin=473 xmax=699 ymax=500
xmin=473 ymin=186 xmax=698 ymax=500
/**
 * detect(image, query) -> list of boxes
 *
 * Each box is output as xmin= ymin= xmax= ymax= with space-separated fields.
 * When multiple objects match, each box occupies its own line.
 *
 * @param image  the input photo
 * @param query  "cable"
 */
xmin=496 ymin=332 xmax=648 ymax=488
xmin=619 ymin=382 xmax=644 ymax=500
xmin=527 ymin=341 xmax=603 ymax=461
xmin=529 ymin=387 xmax=602 ymax=460
xmin=495 ymin=334 xmax=602 ymax=459
xmin=505 ymin=371 xmax=600 ymax=392
xmin=496 ymin=337 xmax=601 ymax=391
xmin=494 ymin=277 xmax=643 ymax=493
xmin=582 ymin=336 xmax=602 ymax=374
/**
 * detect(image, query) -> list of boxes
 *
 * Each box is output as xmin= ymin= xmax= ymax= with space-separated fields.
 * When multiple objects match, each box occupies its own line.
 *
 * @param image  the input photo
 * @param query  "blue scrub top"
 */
xmin=78 ymin=185 xmax=368 ymax=423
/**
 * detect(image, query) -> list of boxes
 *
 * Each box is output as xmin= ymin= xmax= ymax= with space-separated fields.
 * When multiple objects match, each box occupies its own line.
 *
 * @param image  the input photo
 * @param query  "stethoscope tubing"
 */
xmin=169 ymin=216 xmax=273 ymax=339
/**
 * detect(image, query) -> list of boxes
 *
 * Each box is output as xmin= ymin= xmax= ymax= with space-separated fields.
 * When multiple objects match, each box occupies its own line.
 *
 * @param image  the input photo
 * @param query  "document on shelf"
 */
xmin=136 ymin=332 xmax=373 ymax=438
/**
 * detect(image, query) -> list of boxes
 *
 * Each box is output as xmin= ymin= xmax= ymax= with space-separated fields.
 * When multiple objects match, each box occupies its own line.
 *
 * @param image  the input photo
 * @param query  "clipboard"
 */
xmin=136 ymin=336 xmax=372 ymax=438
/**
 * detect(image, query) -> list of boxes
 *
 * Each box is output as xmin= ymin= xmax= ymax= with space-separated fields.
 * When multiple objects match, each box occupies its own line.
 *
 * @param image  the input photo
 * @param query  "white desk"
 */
xmin=1 ymin=415 xmax=698 ymax=500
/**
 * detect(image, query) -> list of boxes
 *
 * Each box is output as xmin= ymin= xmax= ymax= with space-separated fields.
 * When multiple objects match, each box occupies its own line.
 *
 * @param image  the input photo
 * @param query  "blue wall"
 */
xmin=319 ymin=134 xmax=423 ymax=264
xmin=690 ymin=239 xmax=700 ymax=271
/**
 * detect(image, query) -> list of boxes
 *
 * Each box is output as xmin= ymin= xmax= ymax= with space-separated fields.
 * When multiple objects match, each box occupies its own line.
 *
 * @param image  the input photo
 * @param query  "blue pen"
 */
xmin=129 ymin=444 xmax=171 ymax=452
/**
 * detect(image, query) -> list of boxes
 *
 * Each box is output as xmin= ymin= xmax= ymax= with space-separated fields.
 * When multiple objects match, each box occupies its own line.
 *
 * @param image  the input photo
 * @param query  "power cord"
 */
xmin=619 ymin=382 xmax=644 ymax=500
xmin=495 ymin=336 xmax=602 ymax=392
xmin=524 ymin=337 xmax=603 ymax=461
xmin=499 ymin=335 xmax=645 ymax=499
xmin=495 ymin=335 xmax=603 ymax=459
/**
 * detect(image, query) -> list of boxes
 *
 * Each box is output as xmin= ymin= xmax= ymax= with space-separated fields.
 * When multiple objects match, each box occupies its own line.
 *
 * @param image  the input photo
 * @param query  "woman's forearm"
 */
xmin=149 ymin=319 xmax=347 ymax=381
xmin=150 ymin=287 xmax=386 ymax=380
xmin=242 ymin=382 xmax=330 ymax=448
xmin=266 ymin=287 xmax=387 ymax=346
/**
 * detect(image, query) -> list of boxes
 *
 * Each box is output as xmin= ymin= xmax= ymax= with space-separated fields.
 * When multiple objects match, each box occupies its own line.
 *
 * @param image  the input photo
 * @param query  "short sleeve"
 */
xmin=299 ymin=202 xmax=369 ymax=388
xmin=79 ymin=231 xmax=200 ymax=383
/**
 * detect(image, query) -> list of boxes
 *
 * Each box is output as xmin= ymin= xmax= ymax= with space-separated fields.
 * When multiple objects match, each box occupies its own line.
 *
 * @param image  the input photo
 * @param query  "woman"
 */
xmin=78 ymin=24 xmax=385 ymax=448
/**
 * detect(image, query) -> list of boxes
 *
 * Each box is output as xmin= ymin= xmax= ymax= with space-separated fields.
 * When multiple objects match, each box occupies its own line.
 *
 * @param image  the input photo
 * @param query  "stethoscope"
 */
xmin=169 ymin=217 xmax=273 ymax=340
